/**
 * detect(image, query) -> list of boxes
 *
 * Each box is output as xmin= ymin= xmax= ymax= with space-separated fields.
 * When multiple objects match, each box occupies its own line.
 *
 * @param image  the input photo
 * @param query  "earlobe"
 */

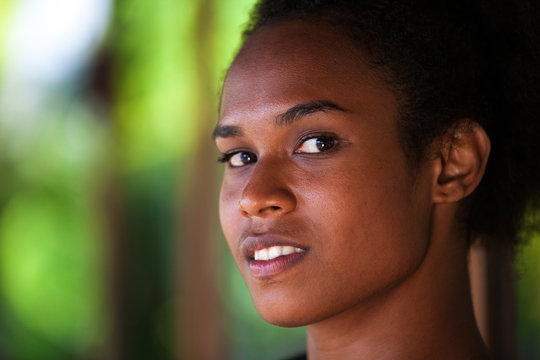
xmin=432 ymin=120 xmax=491 ymax=203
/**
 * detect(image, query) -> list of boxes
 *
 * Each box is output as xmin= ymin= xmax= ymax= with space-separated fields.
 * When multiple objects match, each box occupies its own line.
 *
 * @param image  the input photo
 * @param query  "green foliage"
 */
xmin=0 ymin=0 xmax=16 ymax=77
xmin=0 ymin=99 xmax=107 ymax=358
xmin=516 ymin=232 xmax=540 ymax=359
xmin=0 ymin=191 xmax=103 ymax=358
xmin=112 ymin=0 xmax=200 ymax=172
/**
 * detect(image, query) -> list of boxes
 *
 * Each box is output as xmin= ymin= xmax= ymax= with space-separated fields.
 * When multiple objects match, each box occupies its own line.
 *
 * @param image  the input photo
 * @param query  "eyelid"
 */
xmin=217 ymin=152 xmax=235 ymax=163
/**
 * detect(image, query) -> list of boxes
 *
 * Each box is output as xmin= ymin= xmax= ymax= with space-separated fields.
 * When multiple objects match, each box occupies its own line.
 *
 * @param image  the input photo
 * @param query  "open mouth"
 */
xmin=241 ymin=235 xmax=309 ymax=278
xmin=253 ymin=245 xmax=305 ymax=260
xmin=249 ymin=245 xmax=308 ymax=277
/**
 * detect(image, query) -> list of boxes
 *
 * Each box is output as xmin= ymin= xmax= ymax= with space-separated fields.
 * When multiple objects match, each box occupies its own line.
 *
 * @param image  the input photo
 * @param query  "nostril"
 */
xmin=238 ymin=185 xmax=296 ymax=217
xmin=256 ymin=204 xmax=282 ymax=215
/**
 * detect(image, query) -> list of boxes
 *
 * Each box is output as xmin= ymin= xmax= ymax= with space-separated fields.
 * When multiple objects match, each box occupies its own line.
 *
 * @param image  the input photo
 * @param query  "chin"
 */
xmin=250 ymin=289 xmax=328 ymax=328
xmin=256 ymin=307 xmax=312 ymax=328
xmin=262 ymin=316 xmax=307 ymax=328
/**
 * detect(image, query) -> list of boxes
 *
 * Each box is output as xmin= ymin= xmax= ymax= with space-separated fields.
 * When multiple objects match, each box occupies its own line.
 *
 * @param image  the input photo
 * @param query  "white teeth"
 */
xmin=282 ymin=246 xmax=295 ymax=255
xmin=255 ymin=248 xmax=268 ymax=260
xmin=268 ymin=246 xmax=282 ymax=259
xmin=254 ymin=246 xmax=304 ymax=261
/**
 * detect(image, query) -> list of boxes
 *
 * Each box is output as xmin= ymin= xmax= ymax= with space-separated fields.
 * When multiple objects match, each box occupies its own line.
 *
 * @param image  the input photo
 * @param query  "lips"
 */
xmin=242 ymin=235 xmax=308 ymax=278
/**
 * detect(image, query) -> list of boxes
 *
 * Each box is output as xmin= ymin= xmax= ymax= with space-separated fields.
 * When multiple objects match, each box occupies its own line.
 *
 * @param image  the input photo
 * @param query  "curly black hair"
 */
xmin=239 ymin=0 xmax=540 ymax=247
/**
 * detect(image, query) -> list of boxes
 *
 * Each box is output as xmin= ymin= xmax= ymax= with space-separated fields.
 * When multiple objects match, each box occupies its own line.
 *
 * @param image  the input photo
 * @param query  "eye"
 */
xmin=296 ymin=135 xmax=337 ymax=154
xmin=218 ymin=151 xmax=257 ymax=168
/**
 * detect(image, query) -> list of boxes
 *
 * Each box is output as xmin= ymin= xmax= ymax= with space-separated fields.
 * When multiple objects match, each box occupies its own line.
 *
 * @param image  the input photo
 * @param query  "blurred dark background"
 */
xmin=0 ymin=0 xmax=537 ymax=359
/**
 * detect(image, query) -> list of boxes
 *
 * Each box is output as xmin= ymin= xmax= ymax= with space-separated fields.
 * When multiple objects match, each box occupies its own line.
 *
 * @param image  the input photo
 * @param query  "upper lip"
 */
xmin=241 ymin=234 xmax=309 ymax=260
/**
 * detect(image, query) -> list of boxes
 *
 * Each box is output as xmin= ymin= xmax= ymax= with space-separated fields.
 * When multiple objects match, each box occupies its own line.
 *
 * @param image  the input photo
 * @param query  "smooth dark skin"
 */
xmin=215 ymin=21 xmax=491 ymax=359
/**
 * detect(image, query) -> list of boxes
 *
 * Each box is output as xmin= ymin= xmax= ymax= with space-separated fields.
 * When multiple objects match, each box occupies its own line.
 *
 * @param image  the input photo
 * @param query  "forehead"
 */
xmin=220 ymin=20 xmax=394 ymax=122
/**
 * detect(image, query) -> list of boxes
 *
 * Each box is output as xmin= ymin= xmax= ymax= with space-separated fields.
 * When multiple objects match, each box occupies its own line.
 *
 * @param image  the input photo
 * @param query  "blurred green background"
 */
xmin=0 ymin=0 xmax=537 ymax=359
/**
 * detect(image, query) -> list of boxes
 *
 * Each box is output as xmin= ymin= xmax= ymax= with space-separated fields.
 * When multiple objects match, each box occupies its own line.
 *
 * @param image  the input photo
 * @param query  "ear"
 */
xmin=432 ymin=120 xmax=491 ymax=203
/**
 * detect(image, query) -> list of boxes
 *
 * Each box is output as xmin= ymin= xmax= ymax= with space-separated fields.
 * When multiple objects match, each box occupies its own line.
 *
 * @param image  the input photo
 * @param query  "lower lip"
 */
xmin=249 ymin=252 xmax=307 ymax=278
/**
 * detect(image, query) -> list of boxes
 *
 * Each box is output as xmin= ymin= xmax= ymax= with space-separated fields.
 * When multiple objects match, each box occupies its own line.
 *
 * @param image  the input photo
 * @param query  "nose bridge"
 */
xmin=239 ymin=157 xmax=297 ymax=217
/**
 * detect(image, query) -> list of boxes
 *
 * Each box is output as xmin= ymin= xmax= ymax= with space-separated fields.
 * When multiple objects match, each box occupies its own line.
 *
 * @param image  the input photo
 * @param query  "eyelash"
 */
xmin=218 ymin=133 xmax=339 ymax=168
xmin=217 ymin=152 xmax=242 ymax=163
xmin=295 ymin=133 xmax=338 ymax=153
xmin=217 ymin=151 xmax=258 ymax=168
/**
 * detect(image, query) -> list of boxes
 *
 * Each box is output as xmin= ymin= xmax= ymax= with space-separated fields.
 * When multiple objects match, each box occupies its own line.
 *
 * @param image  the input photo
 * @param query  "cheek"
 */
xmin=300 ymin=159 xmax=431 ymax=296
xmin=305 ymin=160 xmax=419 ymax=237
xmin=219 ymin=178 xmax=243 ymax=252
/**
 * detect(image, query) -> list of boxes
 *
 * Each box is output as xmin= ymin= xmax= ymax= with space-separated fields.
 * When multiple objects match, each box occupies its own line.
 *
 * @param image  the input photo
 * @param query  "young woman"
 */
xmin=213 ymin=1 xmax=540 ymax=358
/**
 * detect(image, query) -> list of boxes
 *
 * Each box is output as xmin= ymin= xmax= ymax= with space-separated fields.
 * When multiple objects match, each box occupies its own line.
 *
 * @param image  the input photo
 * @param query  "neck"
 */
xmin=306 ymin=203 xmax=489 ymax=360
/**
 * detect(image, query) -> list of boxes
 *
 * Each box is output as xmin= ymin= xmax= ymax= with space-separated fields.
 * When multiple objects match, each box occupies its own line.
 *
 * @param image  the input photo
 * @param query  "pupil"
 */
xmin=316 ymin=137 xmax=334 ymax=151
xmin=241 ymin=153 xmax=253 ymax=164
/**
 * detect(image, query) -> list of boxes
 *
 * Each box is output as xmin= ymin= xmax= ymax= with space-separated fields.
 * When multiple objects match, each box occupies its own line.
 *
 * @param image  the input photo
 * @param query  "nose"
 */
xmin=239 ymin=161 xmax=297 ymax=218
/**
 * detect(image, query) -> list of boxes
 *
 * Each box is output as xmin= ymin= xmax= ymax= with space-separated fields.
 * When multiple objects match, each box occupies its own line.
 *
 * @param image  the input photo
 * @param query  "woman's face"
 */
xmin=215 ymin=21 xmax=435 ymax=326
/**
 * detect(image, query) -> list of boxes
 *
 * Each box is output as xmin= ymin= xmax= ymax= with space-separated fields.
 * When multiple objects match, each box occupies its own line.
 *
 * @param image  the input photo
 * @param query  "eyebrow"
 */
xmin=275 ymin=100 xmax=346 ymax=126
xmin=212 ymin=124 xmax=243 ymax=139
xmin=213 ymin=100 xmax=346 ymax=139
